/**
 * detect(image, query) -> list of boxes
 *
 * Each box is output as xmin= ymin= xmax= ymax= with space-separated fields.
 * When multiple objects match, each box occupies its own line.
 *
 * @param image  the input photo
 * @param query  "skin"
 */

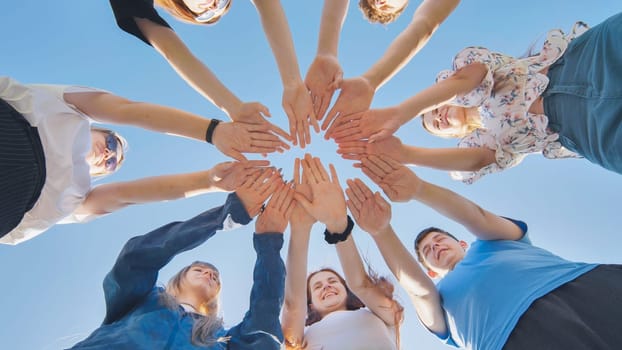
xmin=417 ymin=232 xmax=467 ymax=278
xmin=308 ymin=271 xmax=349 ymax=318
xmin=86 ymin=130 xmax=124 ymax=176
xmin=182 ymin=0 xmax=219 ymax=14
xmin=369 ymin=0 xmax=408 ymax=13
xmin=176 ymin=265 xmax=221 ymax=310
xmin=421 ymin=105 xmax=468 ymax=137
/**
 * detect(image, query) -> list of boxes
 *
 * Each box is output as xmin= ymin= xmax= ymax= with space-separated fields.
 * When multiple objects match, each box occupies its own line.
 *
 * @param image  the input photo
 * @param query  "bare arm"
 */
xmin=363 ymin=0 xmax=461 ymax=89
xmin=401 ymin=145 xmax=496 ymax=172
xmin=335 ymin=235 xmax=400 ymax=326
xmin=253 ymin=0 xmax=319 ymax=147
xmin=75 ymin=161 xmax=268 ymax=217
xmin=316 ymin=0 xmax=349 ymax=56
xmin=135 ymin=18 xmax=245 ymax=119
xmin=396 ymin=63 xmax=487 ymax=125
xmin=360 ymin=155 xmax=523 ymax=241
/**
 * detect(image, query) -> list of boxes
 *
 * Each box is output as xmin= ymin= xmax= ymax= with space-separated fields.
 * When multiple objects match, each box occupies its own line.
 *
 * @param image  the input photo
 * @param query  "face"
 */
xmin=308 ymin=271 xmax=348 ymax=317
xmin=183 ymin=0 xmax=230 ymax=22
xmin=86 ymin=130 xmax=122 ymax=175
xmin=418 ymin=232 xmax=467 ymax=277
xmin=180 ymin=264 xmax=221 ymax=304
xmin=368 ymin=0 xmax=408 ymax=13
xmin=422 ymin=105 xmax=467 ymax=137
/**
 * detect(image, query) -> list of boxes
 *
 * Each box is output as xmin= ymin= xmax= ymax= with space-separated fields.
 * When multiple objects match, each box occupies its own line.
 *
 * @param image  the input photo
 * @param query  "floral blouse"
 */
xmin=436 ymin=22 xmax=588 ymax=184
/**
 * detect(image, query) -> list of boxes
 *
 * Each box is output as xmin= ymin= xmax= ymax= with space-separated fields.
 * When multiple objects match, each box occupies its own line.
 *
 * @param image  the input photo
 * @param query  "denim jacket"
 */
xmin=69 ymin=193 xmax=285 ymax=350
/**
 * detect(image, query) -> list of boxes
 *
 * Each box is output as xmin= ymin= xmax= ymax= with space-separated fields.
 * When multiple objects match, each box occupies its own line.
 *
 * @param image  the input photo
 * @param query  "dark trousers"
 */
xmin=504 ymin=264 xmax=622 ymax=350
xmin=0 ymin=98 xmax=46 ymax=237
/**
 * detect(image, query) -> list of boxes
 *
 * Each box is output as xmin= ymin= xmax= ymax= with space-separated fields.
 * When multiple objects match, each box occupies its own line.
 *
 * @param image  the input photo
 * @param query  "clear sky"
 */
xmin=1 ymin=1 xmax=620 ymax=349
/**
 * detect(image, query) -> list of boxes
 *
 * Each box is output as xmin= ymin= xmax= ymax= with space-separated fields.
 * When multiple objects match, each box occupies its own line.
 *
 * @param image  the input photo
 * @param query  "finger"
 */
xmin=366 ymin=154 xmax=396 ymax=173
xmin=312 ymin=157 xmax=330 ymax=182
xmin=260 ymin=173 xmax=284 ymax=197
xmin=322 ymin=97 xmax=341 ymax=131
xmin=308 ymin=107 xmax=320 ymax=134
xmin=361 ymin=157 xmax=387 ymax=180
xmin=315 ymin=96 xmax=326 ymax=121
xmin=330 ymin=70 xmax=343 ymax=90
xmin=226 ymin=149 xmax=247 ymax=162
xmin=347 ymin=178 xmax=366 ymax=205
xmin=240 ymin=168 xmax=264 ymax=188
xmin=284 ymin=105 xmax=298 ymax=146
xmin=328 ymin=163 xmax=340 ymax=186
xmin=354 ymin=178 xmax=374 ymax=199
xmin=360 ymin=164 xmax=383 ymax=185
xmin=332 ymin=128 xmax=365 ymax=142
xmin=340 ymin=153 xmax=363 ymax=161
xmin=297 ymin=118 xmax=306 ymax=149
xmin=280 ymin=182 xmax=296 ymax=212
xmin=268 ymin=182 xmax=287 ymax=209
xmin=294 ymin=158 xmax=301 ymax=186
xmin=293 ymin=191 xmax=314 ymax=213
xmin=369 ymin=129 xmax=392 ymax=143
xmin=257 ymin=103 xmax=271 ymax=118
xmin=375 ymin=191 xmax=391 ymax=209
xmin=303 ymin=154 xmax=320 ymax=184
xmin=266 ymin=122 xmax=292 ymax=142
xmin=346 ymin=199 xmax=361 ymax=222
xmin=378 ymin=183 xmax=398 ymax=202
xmin=344 ymin=187 xmax=362 ymax=211
xmin=242 ymin=160 xmax=271 ymax=169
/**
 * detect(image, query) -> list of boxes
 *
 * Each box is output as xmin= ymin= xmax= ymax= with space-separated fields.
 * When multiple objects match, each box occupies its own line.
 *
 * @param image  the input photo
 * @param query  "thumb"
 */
xmin=228 ymin=149 xmax=247 ymax=162
xmin=293 ymin=192 xmax=314 ymax=212
xmin=369 ymin=130 xmax=390 ymax=144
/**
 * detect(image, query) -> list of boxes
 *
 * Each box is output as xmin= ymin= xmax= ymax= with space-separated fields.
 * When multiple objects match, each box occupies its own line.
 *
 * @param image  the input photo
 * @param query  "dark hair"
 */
xmin=414 ymin=227 xmax=459 ymax=268
xmin=306 ymin=267 xmax=404 ymax=349
xmin=358 ymin=0 xmax=408 ymax=25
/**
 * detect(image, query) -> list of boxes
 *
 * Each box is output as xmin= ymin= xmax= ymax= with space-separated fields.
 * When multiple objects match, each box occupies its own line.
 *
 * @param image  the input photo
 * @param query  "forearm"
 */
xmin=282 ymin=223 xmax=312 ymax=346
xmin=316 ymin=0 xmax=349 ymax=56
xmin=335 ymin=235 xmax=372 ymax=292
xmin=80 ymin=171 xmax=217 ymax=215
xmin=402 ymin=146 xmax=496 ymax=171
xmin=254 ymin=0 xmax=303 ymax=86
xmin=362 ymin=0 xmax=461 ymax=89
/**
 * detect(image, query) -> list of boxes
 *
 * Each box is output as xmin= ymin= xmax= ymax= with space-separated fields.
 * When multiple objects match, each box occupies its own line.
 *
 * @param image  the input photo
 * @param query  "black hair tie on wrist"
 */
xmin=205 ymin=119 xmax=222 ymax=144
xmin=324 ymin=215 xmax=355 ymax=244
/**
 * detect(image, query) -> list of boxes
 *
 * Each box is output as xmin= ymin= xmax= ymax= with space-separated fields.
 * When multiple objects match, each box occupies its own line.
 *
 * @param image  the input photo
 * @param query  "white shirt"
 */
xmin=304 ymin=308 xmax=397 ymax=350
xmin=0 ymin=77 xmax=102 ymax=245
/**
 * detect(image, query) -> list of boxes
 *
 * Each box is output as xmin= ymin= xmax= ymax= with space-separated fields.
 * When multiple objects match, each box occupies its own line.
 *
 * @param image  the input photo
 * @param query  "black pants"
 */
xmin=504 ymin=264 xmax=622 ymax=350
xmin=0 ymin=98 xmax=46 ymax=237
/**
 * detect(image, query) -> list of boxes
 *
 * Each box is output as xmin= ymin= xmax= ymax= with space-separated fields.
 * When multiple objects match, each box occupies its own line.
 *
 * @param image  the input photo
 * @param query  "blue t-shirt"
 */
xmin=435 ymin=219 xmax=597 ymax=350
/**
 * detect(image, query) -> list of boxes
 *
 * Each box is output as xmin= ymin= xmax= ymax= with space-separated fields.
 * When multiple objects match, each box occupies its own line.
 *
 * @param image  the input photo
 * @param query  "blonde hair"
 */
xmin=421 ymin=106 xmax=483 ymax=139
xmin=89 ymin=126 xmax=128 ymax=177
xmin=358 ymin=0 xmax=408 ymax=24
xmin=161 ymin=261 xmax=228 ymax=347
xmin=155 ymin=0 xmax=233 ymax=25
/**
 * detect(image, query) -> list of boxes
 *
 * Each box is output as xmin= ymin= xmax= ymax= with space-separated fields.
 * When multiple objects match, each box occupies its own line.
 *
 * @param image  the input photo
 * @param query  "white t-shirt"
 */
xmin=0 ymin=77 xmax=104 ymax=245
xmin=304 ymin=308 xmax=397 ymax=350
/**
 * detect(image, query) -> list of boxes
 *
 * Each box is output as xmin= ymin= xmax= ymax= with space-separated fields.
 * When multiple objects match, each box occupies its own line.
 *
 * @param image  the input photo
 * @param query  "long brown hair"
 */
xmin=161 ymin=261 xmax=227 ymax=347
xmin=306 ymin=268 xmax=404 ymax=349
xmin=155 ymin=0 xmax=233 ymax=25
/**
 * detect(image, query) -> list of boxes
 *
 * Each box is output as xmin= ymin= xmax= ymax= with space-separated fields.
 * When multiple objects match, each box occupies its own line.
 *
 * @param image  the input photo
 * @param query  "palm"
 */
xmin=283 ymin=83 xmax=318 ymax=148
xmin=304 ymin=55 xmax=342 ymax=120
xmin=323 ymin=77 xmax=374 ymax=133
xmin=358 ymin=197 xmax=391 ymax=234
xmin=291 ymin=184 xmax=315 ymax=227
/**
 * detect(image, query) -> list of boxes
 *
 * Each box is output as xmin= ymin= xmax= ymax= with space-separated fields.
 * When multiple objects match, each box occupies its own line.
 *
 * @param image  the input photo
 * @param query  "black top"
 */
xmin=109 ymin=0 xmax=172 ymax=46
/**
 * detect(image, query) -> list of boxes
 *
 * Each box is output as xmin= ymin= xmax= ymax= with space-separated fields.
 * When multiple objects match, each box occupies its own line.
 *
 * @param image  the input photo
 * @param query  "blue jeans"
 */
xmin=544 ymin=12 xmax=622 ymax=175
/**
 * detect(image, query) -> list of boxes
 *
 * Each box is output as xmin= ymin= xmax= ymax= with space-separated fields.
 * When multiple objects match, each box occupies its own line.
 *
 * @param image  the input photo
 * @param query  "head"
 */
xmin=358 ymin=0 xmax=408 ymax=24
xmin=306 ymin=268 xmax=364 ymax=325
xmin=86 ymin=127 xmax=127 ymax=177
xmin=164 ymin=261 xmax=225 ymax=347
xmin=166 ymin=261 xmax=222 ymax=314
xmin=414 ymin=227 xmax=468 ymax=278
xmin=155 ymin=0 xmax=232 ymax=25
xmin=421 ymin=105 xmax=482 ymax=138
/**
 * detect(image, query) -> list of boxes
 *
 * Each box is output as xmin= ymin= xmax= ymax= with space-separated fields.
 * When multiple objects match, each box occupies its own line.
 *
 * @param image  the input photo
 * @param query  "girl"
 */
xmin=0 ymin=76 xmax=285 ymax=244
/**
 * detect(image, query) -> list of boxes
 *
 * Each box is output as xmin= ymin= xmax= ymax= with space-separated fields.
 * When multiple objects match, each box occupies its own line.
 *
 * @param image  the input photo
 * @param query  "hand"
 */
xmin=337 ymin=136 xmax=406 ymax=163
xmin=213 ymin=121 xmax=291 ymax=161
xmin=322 ymin=76 xmax=375 ymax=136
xmin=208 ymin=160 xmax=271 ymax=192
xmin=290 ymin=158 xmax=316 ymax=228
xmin=293 ymin=154 xmax=347 ymax=232
xmin=255 ymin=181 xmax=295 ymax=234
xmin=359 ymin=155 xmax=422 ymax=203
xmin=236 ymin=168 xmax=284 ymax=217
xmin=304 ymin=55 xmax=343 ymax=121
xmin=345 ymin=178 xmax=391 ymax=235
xmin=330 ymin=107 xmax=404 ymax=144
xmin=229 ymin=101 xmax=292 ymax=142
xmin=282 ymin=82 xmax=319 ymax=148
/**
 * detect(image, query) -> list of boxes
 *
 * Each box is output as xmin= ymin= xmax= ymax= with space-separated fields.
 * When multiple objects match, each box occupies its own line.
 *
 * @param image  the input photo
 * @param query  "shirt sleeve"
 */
xmin=109 ymin=0 xmax=172 ymax=46
xmin=101 ymin=193 xmax=251 ymax=325
xmin=449 ymin=129 xmax=526 ymax=184
xmin=226 ymin=233 xmax=285 ymax=350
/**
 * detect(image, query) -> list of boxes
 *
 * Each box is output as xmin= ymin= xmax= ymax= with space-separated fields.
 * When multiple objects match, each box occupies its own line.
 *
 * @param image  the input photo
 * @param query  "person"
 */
xmin=355 ymin=154 xmax=622 ymax=350
xmin=69 ymin=169 xmax=291 ymax=349
xmin=332 ymin=13 xmax=622 ymax=182
xmin=0 ymin=76 xmax=287 ymax=245
xmin=109 ymin=0 xmax=318 ymax=147
xmin=281 ymin=154 xmax=403 ymax=350
xmin=303 ymin=0 xmax=460 ymax=134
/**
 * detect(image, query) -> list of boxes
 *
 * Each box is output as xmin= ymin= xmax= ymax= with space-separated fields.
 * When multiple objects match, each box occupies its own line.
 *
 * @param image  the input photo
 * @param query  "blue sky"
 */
xmin=1 ymin=1 xmax=620 ymax=349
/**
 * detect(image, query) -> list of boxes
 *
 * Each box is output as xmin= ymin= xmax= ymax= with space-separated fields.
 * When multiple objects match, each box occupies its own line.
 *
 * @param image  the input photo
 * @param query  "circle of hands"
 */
xmin=209 ymin=57 xmax=422 ymax=233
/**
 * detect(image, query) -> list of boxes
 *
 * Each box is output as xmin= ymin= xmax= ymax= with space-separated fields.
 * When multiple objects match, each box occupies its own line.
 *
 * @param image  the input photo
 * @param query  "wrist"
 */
xmin=360 ymin=72 xmax=381 ymax=92
xmin=395 ymin=104 xmax=413 ymax=126
xmin=324 ymin=216 xmax=354 ymax=245
xmin=205 ymin=119 xmax=222 ymax=144
xmin=325 ymin=216 xmax=348 ymax=234
xmin=221 ymin=97 xmax=243 ymax=121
